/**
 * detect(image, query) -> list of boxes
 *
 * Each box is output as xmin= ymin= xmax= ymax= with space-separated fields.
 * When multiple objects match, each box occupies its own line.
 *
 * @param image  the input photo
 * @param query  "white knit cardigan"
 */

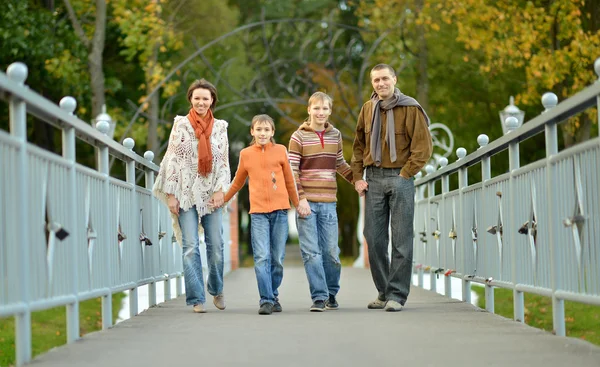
xmin=152 ymin=115 xmax=231 ymax=245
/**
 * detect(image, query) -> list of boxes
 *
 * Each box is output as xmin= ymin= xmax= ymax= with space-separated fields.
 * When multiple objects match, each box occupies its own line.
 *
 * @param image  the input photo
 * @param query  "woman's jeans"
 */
xmin=250 ymin=210 xmax=288 ymax=306
xmin=364 ymin=166 xmax=414 ymax=305
xmin=296 ymin=201 xmax=341 ymax=302
xmin=178 ymin=206 xmax=224 ymax=306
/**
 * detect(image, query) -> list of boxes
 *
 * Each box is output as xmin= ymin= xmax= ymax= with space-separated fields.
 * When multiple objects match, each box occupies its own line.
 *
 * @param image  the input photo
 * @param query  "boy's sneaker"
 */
xmin=258 ymin=303 xmax=273 ymax=315
xmin=273 ymin=301 xmax=282 ymax=312
xmin=192 ymin=304 xmax=206 ymax=313
xmin=325 ymin=295 xmax=339 ymax=310
xmin=310 ymin=300 xmax=326 ymax=312
xmin=367 ymin=298 xmax=387 ymax=309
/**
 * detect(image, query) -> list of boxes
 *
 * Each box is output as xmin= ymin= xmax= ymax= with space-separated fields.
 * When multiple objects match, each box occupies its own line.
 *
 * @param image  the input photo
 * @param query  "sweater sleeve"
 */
xmin=223 ymin=151 xmax=248 ymax=203
xmin=288 ymin=131 xmax=306 ymax=200
xmin=335 ymin=130 xmax=353 ymax=184
xmin=400 ymin=107 xmax=433 ymax=178
xmin=212 ymin=120 xmax=231 ymax=193
xmin=281 ymin=146 xmax=300 ymax=208
xmin=152 ymin=116 xmax=190 ymax=208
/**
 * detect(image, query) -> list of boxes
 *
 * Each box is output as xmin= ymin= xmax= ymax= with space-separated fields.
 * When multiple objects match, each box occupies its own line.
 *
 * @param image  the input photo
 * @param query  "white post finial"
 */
xmin=477 ymin=134 xmax=489 ymax=148
xmin=59 ymin=97 xmax=77 ymax=115
xmin=123 ymin=138 xmax=135 ymax=150
xmin=595 ymin=57 xmax=600 ymax=79
xmin=425 ymin=165 xmax=435 ymax=175
xmin=144 ymin=151 xmax=155 ymax=161
xmin=7 ymin=62 xmax=28 ymax=84
xmin=456 ymin=147 xmax=467 ymax=160
xmin=438 ymin=157 xmax=448 ymax=168
xmin=541 ymin=92 xmax=558 ymax=111
xmin=505 ymin=116 xmax=519 ymax=132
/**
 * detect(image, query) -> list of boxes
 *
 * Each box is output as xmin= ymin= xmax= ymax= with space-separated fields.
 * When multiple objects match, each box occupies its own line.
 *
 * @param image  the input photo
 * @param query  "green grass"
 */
xmin=472 ymin=286 xmax=600 ymax=346
xmin=0 ymin=293 xmax=125 ymax=367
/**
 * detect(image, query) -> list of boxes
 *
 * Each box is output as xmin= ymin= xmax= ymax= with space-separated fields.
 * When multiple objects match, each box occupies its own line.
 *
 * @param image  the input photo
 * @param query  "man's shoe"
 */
xmin=258 ymin=303 xmax=273 ymax=315
xmin=367 ymin=299 xmax=387 ymax=309
xmin=213 ymin=294 xmax=226 ymax=310
xmin=325 ymin=295 xmax=339 ymax=310
xmin=310 ymin=300 xmax=326 ymax=312
xmin=192 ymin=304 xmax=206 ymax=313
xmin=384 ymin=300 xmax=404 ymax=312
xmin=273 ymin=301 xmax=282 ymax=312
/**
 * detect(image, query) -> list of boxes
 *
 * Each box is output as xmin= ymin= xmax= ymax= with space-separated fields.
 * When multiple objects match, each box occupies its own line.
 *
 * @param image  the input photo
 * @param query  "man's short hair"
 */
xmin=371 ymin=64 xmax=396 ymax=77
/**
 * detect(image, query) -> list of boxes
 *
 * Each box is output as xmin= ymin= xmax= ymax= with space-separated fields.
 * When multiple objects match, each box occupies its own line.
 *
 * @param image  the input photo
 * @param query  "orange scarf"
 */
xmin=187 ymin=108 xmax=214 ymax=176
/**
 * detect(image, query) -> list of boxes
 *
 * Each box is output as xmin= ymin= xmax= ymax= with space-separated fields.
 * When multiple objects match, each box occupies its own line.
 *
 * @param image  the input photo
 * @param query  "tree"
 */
xmin=444 ymin=0 xmax=600 ymax=146
xmin=63 ymin=0 xmax=107 ymax=121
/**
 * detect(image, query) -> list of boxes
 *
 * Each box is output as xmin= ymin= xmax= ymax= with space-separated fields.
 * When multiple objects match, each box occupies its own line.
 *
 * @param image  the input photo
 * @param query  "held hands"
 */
xmin=167 ymin=195 xmax=180 ymax=216
xmin=296 ymin=198 xmax=311 ymax=217
xmin=354 ymin=179 xmax=369 ymax=197
xmin=209 ymin=191 xmax=225 ymax=209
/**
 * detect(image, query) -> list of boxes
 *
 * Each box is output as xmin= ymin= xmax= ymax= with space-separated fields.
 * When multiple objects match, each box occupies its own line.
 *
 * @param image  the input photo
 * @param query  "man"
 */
xmin=351 ymin=64 xmax=432 ymax=312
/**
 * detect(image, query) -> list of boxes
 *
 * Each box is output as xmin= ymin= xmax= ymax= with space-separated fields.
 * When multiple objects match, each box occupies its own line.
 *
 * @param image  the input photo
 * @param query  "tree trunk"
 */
xmin=89 ymin=0 xmax=107 ymax=123
xmin=146 ymin=43 xmax=161 ymax=153
xmin=415 ymin=0 xmax=429 ymax=111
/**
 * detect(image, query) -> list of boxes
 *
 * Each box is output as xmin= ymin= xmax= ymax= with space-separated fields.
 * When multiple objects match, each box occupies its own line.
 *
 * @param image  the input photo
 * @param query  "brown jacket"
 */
xmin=351 ymin=100 xmax=433 ymax=181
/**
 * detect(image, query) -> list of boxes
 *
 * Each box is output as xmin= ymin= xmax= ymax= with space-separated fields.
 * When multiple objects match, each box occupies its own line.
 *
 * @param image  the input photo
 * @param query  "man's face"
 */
xmin=371 ymin=68 xmax=397 ymax=100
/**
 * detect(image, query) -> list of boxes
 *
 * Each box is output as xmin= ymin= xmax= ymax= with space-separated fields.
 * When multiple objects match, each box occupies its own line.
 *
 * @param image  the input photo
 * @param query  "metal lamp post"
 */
xmin=499 ymin=96 xmax=525 ymax=134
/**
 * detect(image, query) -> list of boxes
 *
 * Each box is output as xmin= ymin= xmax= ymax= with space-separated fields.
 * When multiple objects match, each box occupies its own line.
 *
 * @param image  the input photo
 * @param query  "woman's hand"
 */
xmin=210 ymin=191 xmax=225 ymax=208
xmin=297 ymin=198 xmax=311 ymax=217
xmin=167 ymin=195 xmax=180 ymax=216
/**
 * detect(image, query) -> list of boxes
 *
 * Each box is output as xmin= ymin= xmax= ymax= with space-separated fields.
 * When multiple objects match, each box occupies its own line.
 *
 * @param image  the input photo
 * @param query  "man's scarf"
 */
xmin=370 ymin=88 xmax=430 ymax=165
xmin=187 ymin=108 xmax=214 ymax=176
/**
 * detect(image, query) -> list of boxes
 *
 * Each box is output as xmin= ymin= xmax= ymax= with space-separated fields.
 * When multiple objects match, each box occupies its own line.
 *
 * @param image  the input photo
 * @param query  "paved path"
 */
xmin=31 ymin=263 xmax=600 ymax=366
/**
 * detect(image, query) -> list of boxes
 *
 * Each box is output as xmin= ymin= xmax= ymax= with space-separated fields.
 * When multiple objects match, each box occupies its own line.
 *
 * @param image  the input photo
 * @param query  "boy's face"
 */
xmin=251 ymin=121 xmax=274 ymax=146
xmin=308 ymin=99 xmax=331 ymax=126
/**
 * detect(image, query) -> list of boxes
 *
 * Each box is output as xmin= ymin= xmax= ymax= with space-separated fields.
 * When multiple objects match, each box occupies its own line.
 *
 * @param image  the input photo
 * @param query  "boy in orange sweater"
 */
xmin=222 ymin=114 xmax=309 ymax=315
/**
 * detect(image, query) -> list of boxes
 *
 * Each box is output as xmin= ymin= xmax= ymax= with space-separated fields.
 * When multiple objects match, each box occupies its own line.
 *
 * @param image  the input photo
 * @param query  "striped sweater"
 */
xmin=288 ymin=122 xmax=353 ymax=202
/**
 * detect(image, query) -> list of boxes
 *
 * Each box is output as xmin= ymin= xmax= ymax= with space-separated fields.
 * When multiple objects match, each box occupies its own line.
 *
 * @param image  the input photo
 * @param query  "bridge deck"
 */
xmin=31 ymin=250 xmax=600 ymax=367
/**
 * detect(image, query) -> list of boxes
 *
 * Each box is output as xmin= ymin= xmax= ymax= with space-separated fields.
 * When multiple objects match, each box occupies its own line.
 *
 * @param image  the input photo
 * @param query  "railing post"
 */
xmin=8 ymin=62 xmax=32 ymax=367
xmin=426 ymin=165 xmax=436 ymax=292
xmin=144 ymin=151 xmax=157 ymax=307
xmin=95 ymin=116 xmax=113 ymax=330
xmin=456 ymin=147 xmax=471 ymax=304
xmin=60 ymin=97 xmax=80 ymax=343
xmin=478 ymin=135 xmax=495 ymax=312
xmin=541 ymin=92 xmax=565 ymax=336
xmin=123 ymin=138 xmax=140 ymax=317
xmin=505 ymin=116 xmax=524 ymax=322
xmin=437 ymin=158 xmax=451 ymax=298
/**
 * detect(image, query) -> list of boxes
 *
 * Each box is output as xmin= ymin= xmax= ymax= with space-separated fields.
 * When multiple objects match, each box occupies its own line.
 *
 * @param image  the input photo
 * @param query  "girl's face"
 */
xmin=190 ymin=88 xmax=213 ymax=117
xmin=308 ymin=99 xmax=331 ymax=126
xmin=251 ymin=121 xmax=274 ymax=146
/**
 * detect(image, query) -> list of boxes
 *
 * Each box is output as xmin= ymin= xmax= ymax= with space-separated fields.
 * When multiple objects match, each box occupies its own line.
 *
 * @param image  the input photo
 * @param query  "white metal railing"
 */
xmin=0 ymin=62 xmax=187 ymax=366
xmin=412 ymin=57 xmax=600 ymax=337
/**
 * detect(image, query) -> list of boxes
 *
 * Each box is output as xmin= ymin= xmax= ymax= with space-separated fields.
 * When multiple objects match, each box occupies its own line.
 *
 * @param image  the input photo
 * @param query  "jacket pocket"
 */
xmin=394 ymin=122 xmax=409 ymax=150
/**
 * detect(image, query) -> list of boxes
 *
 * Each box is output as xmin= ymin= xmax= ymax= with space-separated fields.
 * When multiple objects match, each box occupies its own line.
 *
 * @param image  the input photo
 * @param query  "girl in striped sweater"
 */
xmin=288 ymin=92 xmax=353 ymax=312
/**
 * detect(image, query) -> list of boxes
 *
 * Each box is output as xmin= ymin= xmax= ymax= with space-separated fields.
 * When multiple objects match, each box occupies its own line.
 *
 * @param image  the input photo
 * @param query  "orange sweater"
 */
xmin=224 ymin=143 xmax=300 ymax=214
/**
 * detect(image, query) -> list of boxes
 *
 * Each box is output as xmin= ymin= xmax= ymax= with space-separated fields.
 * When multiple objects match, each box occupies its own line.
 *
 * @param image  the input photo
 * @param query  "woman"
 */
xmin=153 ymin=79 xmax=230 ymax=313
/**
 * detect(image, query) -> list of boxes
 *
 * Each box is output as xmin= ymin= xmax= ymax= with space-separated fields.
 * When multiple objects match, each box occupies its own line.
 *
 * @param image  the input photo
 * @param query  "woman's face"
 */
xmin=190 ymin=88 xmax=213 ymax=117
xmin=308 ymin=99 xmax=331 ymax=127
xmin=251 ymin=121 xmax=274 ymax=147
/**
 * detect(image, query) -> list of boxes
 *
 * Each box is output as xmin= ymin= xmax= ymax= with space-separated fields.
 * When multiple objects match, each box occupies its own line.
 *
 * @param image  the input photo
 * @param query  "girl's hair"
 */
xmin=250 ymin=114 xmax=276 ymax=145
xmin=186 ymin=79 xmax=218 ymax=109
xmin=306 ymin=91 xmax=333 ymax=122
